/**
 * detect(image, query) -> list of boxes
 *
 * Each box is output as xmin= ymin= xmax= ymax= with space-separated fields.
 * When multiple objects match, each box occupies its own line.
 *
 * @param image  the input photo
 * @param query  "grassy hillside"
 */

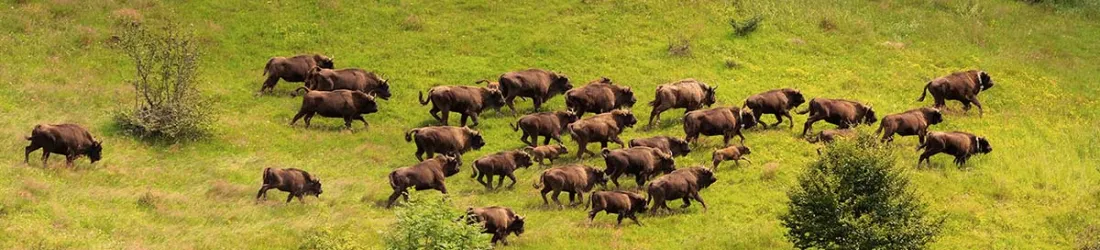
xmin=1 ymin=0 xmax=1098 ymax=249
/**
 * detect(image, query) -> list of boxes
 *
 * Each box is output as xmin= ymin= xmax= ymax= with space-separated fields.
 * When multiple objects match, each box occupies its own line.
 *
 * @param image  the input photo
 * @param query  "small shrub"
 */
xmin=729 ymin=15 xmax=763 ymax=37
xmin=723 ymin=58 xmax=741 ymax=69
xmin=136 ymin=191 xmax=162 ymax=210
xmin=667 ymin=37 xmax=691 ymax=57
xmin=400 ymin=14 xmax=422 ymax=31
xmin=384 ymin=194 xmax=490 ymax=250
xmin=819 ymin=18 xmax=837 ymax=31
xmin=299 ymin=226 xmax=364 ymax=250
xmin=761 ymin=162 xmax=779 ymax=180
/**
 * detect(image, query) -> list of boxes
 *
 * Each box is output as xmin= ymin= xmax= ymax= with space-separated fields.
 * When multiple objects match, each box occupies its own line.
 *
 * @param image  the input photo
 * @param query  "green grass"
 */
xmin=1 ymin=0 xmax=1098 ymax=249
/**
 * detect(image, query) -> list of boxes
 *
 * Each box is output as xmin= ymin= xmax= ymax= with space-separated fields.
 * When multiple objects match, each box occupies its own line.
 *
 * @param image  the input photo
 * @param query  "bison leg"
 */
xmin=290 ymin=111 xmax=307 ymax=126
xmin=65 ymin=154 xmax=77 ymax=168
xmin=587 ymin=209 xmax=599 ymax=224
xmin=741 ymin=157 xmax=752 ymax=164
xmin=772 ymin=113 xmax=785 ymax=128
xmin=532 ymin=97 xmax=544 ymax=112
xmin=567 ymin=192 xmax=576 ymax=205
xmin=506 ymin=173 xmax=517 ymax=189
xmin=609 ymin=172 xmax=622 ymax=188
xmin=616 ymin=213 xmax=626 ymax=226
xmin=24 ymin=144 xmax=41 ymax=164
xmin=648 ymin=108 xmax=664 ymax=127
xmin=540 ymin=188 xmax=551 ymax=206
xmin=542 ymin=135 xmax=553 ymax=146
xmin=476 ymin=173 xmax=490 ymax=189
xmin=551 ymin=190 xmax=564 ymax=208
xmin=496 ymin=175 xmax=506 ymax=189
xmin=303 ymin=113 xmax=315 ymax=128
xmin=712 ymin=158 xmax=722 ymax=170
xmin=970 ymin=96 xmax=984 ymax=116
xmin=459 ymin=114 xmax=469 ymax=127
xmin=519 ymin=132 xmax=531 ymax=146
xmin=783 ymin=111 xmax=796 ymax=129
xmin=470 ymin=113 xmax=481 ymax=127
xmin=576 ymin=141 xmax=588 ymax=159
xmin=297 ymin=194 xmax=306 ymax=203
xmin=342 ymin=117 xmax=354 ymax=130
xmin=801 ymin=116 xmax=822 ymax=137
xmin=285 ymin=193 xmax=295 ymax=203
xmin=692 ymin=192 xmax=707 ymax=212
xmin=355 ymin=116 xmax=369 ymax=128
xmin=609 ymin=135 xmax=626 ymax=148
xmin=576 ymin=191 xmax=584 ymax=207
xmin=505 ymin=95 xmax=519 ymax=116
xmin=386 ymin=189 xmax=404 ymax=208
xmin=261 ymin=75 xmax=279 ymax=93
xmin=629 ymin=213 xmax=642 ymax=226
xmin=933 ymin=96 xmax=946 ymax=110
xmin=635 ymin=175 xmax=646 ymax=187
xmin=737 ymin=132 xmax=747 ymax=144
xmin=41 ymin=151 xmax=50 ymax=168
xmin=414 ymin=146 xmax=425 ymax=161
xmin=255 ymin=185 xmax=270 ymax=200
xmin=428 ymin=106 xmax=443 ymax=122
xmin=551 ymin=134 xmax=564 ymax=145
xmin=439 ymin=109 xmax=451 ymax=126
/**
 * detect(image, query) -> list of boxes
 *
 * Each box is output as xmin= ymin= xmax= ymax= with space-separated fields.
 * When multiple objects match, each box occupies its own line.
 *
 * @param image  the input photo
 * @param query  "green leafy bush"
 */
xmin=729 ymin=15 xmax=763 ymax=37
xmin=384 ymin=195 xmax=490 ymax=250
xmin=298 ymin=226 xmax=364 ymax=250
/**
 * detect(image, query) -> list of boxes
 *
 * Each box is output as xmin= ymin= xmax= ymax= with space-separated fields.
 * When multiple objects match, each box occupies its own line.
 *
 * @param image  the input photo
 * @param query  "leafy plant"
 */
xmin=729 ymin=15 xmax=763 ymax=37
xmin=384 ymin=194 xmax=490 ymax=250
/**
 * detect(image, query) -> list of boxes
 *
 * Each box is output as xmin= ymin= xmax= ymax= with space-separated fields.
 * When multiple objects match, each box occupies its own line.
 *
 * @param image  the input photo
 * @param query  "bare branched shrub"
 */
xmin=667 ymin=37 xmax=692 ymax=57
xmin=400 ymin=14 xmax=423 ymax=31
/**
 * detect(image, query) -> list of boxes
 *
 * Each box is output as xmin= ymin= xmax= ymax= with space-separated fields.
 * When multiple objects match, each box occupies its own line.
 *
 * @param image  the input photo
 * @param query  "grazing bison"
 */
xmin=628 ymin=136 xmax=691 ymax=157
xmin=917 ymin=131 xmax=992 ymax=166
xmin=533 ymin=165 xmax=608 ymax=208
xmin=806 ymin=128 xmax=855 ymax=144
xmin=255 ymin=168 xmax=322 ymax=203
xmin=918 ymin=70 xmax=995 ymax=115
xmin=511 ymin=110 xmax=580 ymax=146
xmin=567 ymin=110 xmax=638 ymax=159
xmin=876 ymin=107 xmax=944 ymax=143
xmin=797 ymin=98 xmax=877 ymax=137
xmin=712 ymin=145 xmax=751 ymax=169
xmin=646 ymin=167 xmax=717 ymax=213
xmin=647 ymin=79 xmax=717 ymax=127
xmin=386 ymin=155 xmax=463 ymax=208
xmin=743 ymin=88 xmax=806 ymax=129
xmin=405 ymin=126 xmax=486 ymax=161
xmin=23 ymin=123 xmax=102 ymax=168
xmin=290 ymin=89 xmax=379 ymax=129
xmin=601 ymin=147 xmax=676 ymax=188
xmin=587 ymin=191 xmax=647 ymax=227
xmin=497 ymin=69 xmax=574 ymax=115
xmin=683 ymin=107 xmax=758 ymax=145
xmin=565 ymin=77 xmax=637 ymax=117
xmin=524 ymin=144 xmax=568 ymax=166
xmin=418 ymin=85 xmax=506 ymax=126
xmin=260 ymin=54 xmax=334 ymax=93
xmin=463 ymin=206 xmax=525 ymax=246
xmin=300 ymin=67 xmax=392 ymax=100
xmin=471 ymin=150 xmax=533 ymax=190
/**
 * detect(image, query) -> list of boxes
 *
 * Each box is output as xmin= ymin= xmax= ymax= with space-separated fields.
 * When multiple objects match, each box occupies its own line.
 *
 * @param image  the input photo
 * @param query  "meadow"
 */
xmin=1 ymin=0 xmax=1098 ymax=249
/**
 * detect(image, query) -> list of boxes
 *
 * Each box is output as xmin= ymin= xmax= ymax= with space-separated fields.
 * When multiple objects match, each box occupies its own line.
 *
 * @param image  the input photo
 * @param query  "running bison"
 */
xmin=648 ymin=79 xmax=717 ymax=127
xmin=743 ymin=88 xmax=806 ymax=129
xmin=797 ymin=98 xmax=877 ymax=137
xmin=918 ymin=70 xmax=995 ymax=115
xmin=405 ymin=126 xmax=486 ymax=161
xmin=533 ymin=165 xmax=608 ymax=208
xmin=496 ymin=69 xmax=574 ymax=115
xmin=628 ymin=136 xmax=691 ymax=157
xmin=471 ymin=150 xmax=533 ymax=190
xmin=524 ymin=144 xmax=568 ymax=166
xmin=255 ymin=167 xmax=323 ymax=203
xmin=806 ymin=128 xmax=855 ymax=144
xmin=260 ymin=54 xmax=334 ymax=93
xmin=712 ymin=145 xmax=751 ymax=169
xmin=646 ymin=166 xmax=717 ymax=214
xmin=511 ymin=110 xmax=580 ymax=146
xmin=23 ymin=123 xmax=102 ymax=168
xmin=601 ymin=147 xmax=676 ymax=188
xmin=567 ymin=110 xmax=638 ymax=159
xmin=587 ymin=191 xmax=647 ymax=227
xmin=386 ymin=155 xmax=463 ymax=208
xmin=418 ymin=85 xmax=505 ymax=126
xmin=917 ymin=131 xmax=992 ymax=167
xmin=683 ymin=106 xmax=758 ymax=145
xmin=300 ymin=67 xmax=392 ymax=100
xmin=290 ymin=89 xmax=379 ymax=129
xmin=877 ymin=107 xmax=944 ymax=143
xmin=565 ymin=77 xmax=637 ymax=117
xmin=462 ymin=206 xmax=526 ymax=246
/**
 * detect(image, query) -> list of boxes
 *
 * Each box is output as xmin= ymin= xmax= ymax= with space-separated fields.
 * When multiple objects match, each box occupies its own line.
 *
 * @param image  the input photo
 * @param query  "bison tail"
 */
xmin=388 ymin=171 xmax=399 ymax=189
xmin=532 ymin=173 xmax=545 ymax=189
xmin=404 ymin=129 xmax=419 ymax=142
xmin=917 ymin=81 xmax=931 ymax=102
xmin=263 ymin=58 xmax=274 ymax=76
xmin=261 ymin=167 xmax=274 ymax=182
xmin=600 ymin=148 xmax=612 ymax=159
xmin=418 ymin=90 xmax=431 ymax=105
xmin=475 ymin=79 xmax=490 ymax=85
xmin=795 ymin=107 xmax=810 ymax=115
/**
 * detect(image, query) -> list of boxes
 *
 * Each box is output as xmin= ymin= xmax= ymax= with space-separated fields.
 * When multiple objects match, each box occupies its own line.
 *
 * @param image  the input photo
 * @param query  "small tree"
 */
xmin=114 ymin=21 xmax=210 ymax=140
xmin=780 ymin=133 xmax=943 ymax=249
xmin=384 ymin=194 xmax=490 ymax=250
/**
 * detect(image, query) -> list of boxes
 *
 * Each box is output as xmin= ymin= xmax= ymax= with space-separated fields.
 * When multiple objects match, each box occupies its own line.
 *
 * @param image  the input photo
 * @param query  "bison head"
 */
xmin=654 ymin=150 xmax=676 ymax=175
xmin=439 ymin=155 xmax=463 ymax=177
xmin=509 ymin=215 xmax=526 ymax=237
xmin=627 ymin=192 xmax=648 ymax=213
xmin=306 ymin=177 xmax=323 ymax=197
xmin=589 ymin=168 xmax=609 ymax=188
xmin=616 ymin=87 xmax=637 ymax=108
xmin=974 ymin=137 xmax=993 ymax=154
xmin=978 ymin=71 xmax=994 ymax=91
xmin=373 ymin=79 xmax=393 ymax=100
xmin=514 ymin=151 xmax=533 ymax=169
xmin=353 ymin=91 xmax=379 ymax=114
xmin=786 ymin=89 xmax=806 ymax=108
xmin=554 ymin=143 xmax=569 ymax=154
xmin=549 ymin=73 xmax=573 ymax=94
xmin=88 ymin=140 xmax=103 ymax=163
xmin=669 ymin=137 xmax=691 ymax=157
xmin=703 ymin=86 xmax=718 ymax=107
xmin=862 ymin=106 xmax=878 ymax=125
xmin=925 ymin=108 xmax=944 ymax=125
xmin=737 ymin=108 xmax=759 ymax=129
xmin=557 ymin=110 xmax=580 ymax=127
xmin=737 ymin=145 xmax=752 ymax=156
xmin=611 ymin=110 xmax=637 ymax=128
xmin=486 ymin=89 xmax=506 ymax=110
xmin=314 ymin=55 xmax=334 ymax=69
xmin=463 ymin=127 xmax=486 ymax=150
xmin=695 ymin=167 xmax=717 ymax=189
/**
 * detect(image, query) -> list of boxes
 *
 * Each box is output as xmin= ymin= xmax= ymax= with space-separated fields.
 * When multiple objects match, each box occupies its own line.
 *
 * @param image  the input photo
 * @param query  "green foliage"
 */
xmin=781 ymin=133 xmax=943 ymax=249
xmin=729 ymin=15 xmax=763 ymax=37
xmin=384 ymin=195 xmax=490 ymax=250
xmin=299 ymin=226 xmax=365 ymax=250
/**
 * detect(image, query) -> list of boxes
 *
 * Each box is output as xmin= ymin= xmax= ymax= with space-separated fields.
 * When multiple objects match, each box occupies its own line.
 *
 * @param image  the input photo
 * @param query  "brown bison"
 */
xmin=497 ymin=69 xmax=574 ymax=115
xmin=628 ymin=136 xmax=692 ymax=157
xmin=876 ymin=107 xmax=944 ymax=143
xmin=743 ymin=88 xmax=806 ymax=129
xmin=712 ymin=145 xmax=751 ymax=169
xmin=797 ymin=98 xmax=877 ymax=137
xmin=418 ymin=85 xmax=506 ymax=126
xmin=646 ymin=167 xmax=717 ymax=214
xmin=23 ymin=124 xmax=102 ymax=168
xmin=300 ymin=67 xmax=392 ymax=100
xmin=647 ymin=79 xmax=717 ymax=127
xmin=255 ymin=167 xmax=323 ymax=203
xmin=386 ymin=155 xmax=463 ymax=208
xmin=806 ymin=128 xmax=855 ymax=144
xmin=471 ymin=150 xmax=533 ymax=190
xmin=565 ymin=77 xmax=637 ymax=117
xmin=510 ymin=110 xmax=580 ymax=146
xmin=567 ymin=110 xmax=638 ymax=159
xmin=462 ymin=206 xmax=525 ymax=246
xmin=917 ymin=131 xmax=992 ymax=166
xmin=683 ymin=106 xmax=758 ymax=145
xmin=601 ymin=147 xmax=676 ymax=188
xmin=260 ymin=54 xmax=334 ymax=93
xmin=524 ymin=144 xmax=568 ymax=166
xmin=533 ymin=165 xmax=608 ymax=208
xmin=405 ymin=126 xmax=486 ymax=161
xmin=918 ymin=70 xmax=995 ymax=115
xmin=587 ymin=191 xmax=647 ymax=227
xmin=290 ymin=89 xmax=379 ymax=129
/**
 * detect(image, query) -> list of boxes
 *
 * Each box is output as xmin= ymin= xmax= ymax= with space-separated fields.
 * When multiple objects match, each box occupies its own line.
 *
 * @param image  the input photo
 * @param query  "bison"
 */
xmin=587 ymin=191 xmax=647 ymax=227
xmin=524 ymin=144 xmax=568 ymax=166
xmin=470 ymin=150 xmax=533 ymax=190
xmin=405 ymin=126 xmax=486 ymax=161
xmin=601 ymin=147 xmax=676 ymax=188
xmin=565 ymin=77 xmax=637 ymax=117
xmin=418 ymin=85 xmax=505 ymax=126
xmin=646 ymin=166 xmax=717 ymax=214
xmin=23 ymin=123 xmax=102 ymax=168
xmin=683 ymin=106 xmax=758 ymax=145
xmin=290 ymin=89 xmax=379 ymax=129
xmin=918 ymin=70 xmax=995 ymax=115
xmin=628 ymin=136 xmax=692 ymax=157
xmin=386 ymin=155 xmax=463 ymax=208
xmin=806 ymin=128 xmax=855 ymax=144
xmin=567 ymin=110 xmax=638 ymax=159
xmin=712 ymin=145 xmax=751 ymax=170
xmin=497 ymin=69 xmax=574 ymax=115
xmin=533 ymin=165 xmax=608 ymax=208
xmin=743 ymin=88 xmax=806 ymax=129
xmin=917 ymin=131 xmax=992 ymax=167
xmin=510 ymin=110 xmax=580 ymax=146
xmin=462 ymin=206 xmax=525 ymax=246
xmin=255 ymin=167 xmax=323 ymax=203
xmin=876 ymin=107 xmax=944 ymax=143
xmin=300 ymin=67 xmax=392 ymax=100
xmin=797 ymin=98 xmax=877 ymax=137
xmin=647 ymin=79 xmax=717 ymax=127
xmin=260 ymin=54 xmax=334 ymax=93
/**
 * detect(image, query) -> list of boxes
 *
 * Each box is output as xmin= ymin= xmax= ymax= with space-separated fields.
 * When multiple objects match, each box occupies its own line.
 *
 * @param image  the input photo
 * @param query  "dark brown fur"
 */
xmin=290 ymin=89 xmax=379 ymax=129
xmin=628 ymin=136 xmax=691 ymax=157
xmin=510 ymin=110 xmax=579 ymax=146
xmin=404 ymin=126 xmax=486 ymax=161
xmin=645 ymin=167 xmax=717 ymax=213
xmin=470 ymin=150 xmax=533 ymax=190
xmin=797 ymin=98 xmax=877 ymax=137
xmin=587 ymin=191 xmax=647 ymax=227
xmin=743 ymin=88 xmax=806 ymax=129
xmin=566 ymin=110 xmax=638 ymax=159
xmin=565 ymin=77 xmax=637 ymax=117
xmin=255 ymin=168 xmax=323 ymax=203
xmin=533 ymin=165 xmax=608 ymax=208
xmin=418 ymin=85 xmax=505 ymax=126
xmin=683 ymin=107 xmax=759 ymax=145
xmin=300 ymin=67 xmax=391 ymax=100
xmin=648 ymin=79 xmax=716 ymax=127
xmin=918 ymin=70 xmax=994 ymax=115
xmin=806 ymin=128 xmax=856 ymax=144
xmin=876 ymin=107 xmax=944 ymax=143
xmin=712 ymin=145 xmax=751 ymax=169
xmin=260 ymin=54 xmax=333 ymax=93
xmin=497 ymin=69 xmax=574 ymax=115
xmin=386 ymin=155 xmax=463 ymax=208
xmin=463 ymin=206 xmax=525 ymax=246
xmin=23 ymin=123 xmax=102 ymax=168
xmin=917 ymin=131 xmax=992 ymax=166
xmin=601 ymin=146 xmax=676 ymax=188
xmin=524 ymin=144 xmax=568 ymax=166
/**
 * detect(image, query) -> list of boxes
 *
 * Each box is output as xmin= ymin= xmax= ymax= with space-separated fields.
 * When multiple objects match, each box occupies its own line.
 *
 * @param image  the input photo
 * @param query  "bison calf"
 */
xmin=471 ymin=150 xmax=533 ymax=190
xmin=565 ymin=77 xmax=637 ymax=117
xmin=524 ymin=144 xmax=568 ymax=166
xmin=255 ymin=167 xmax=323 ymax=203
xmin=797 ymin=98 xmax=877 ymax=137
xmin=646 ymin=167 xmax=717 ymax=214
xmin=877 ymin=107 xmax=944 ymax=143
xmin=511 ymin=110 xmax=579 ymax=146
xmin=587 ymin=191 xmax=647 ymax=227
xmin=405 ymin=126 xmax=486 ymax=161
xmin=290 ymin=89 xmax=379 ymax=129
xmin=918 ymin=70 xmax=994 ymax=115
xmin=647 ymin=79 xmax=717 ymax=127
xmin=567 ymin=110 xmax=638 ymax=159
xmin=386 ymin=155 xmax=463 ymax=208
xmin=683 ymin=106 xmax=758 ymax=145
xmin=917 ymin=131 xmax=992 ymax=167
xmin=712 ymin=145 xmax=751 ymax=170
xmin=743 ymin=88 xmax=806 ymax=129
xmin=806 ymin=128 xmax=855 ymax=144
xmin=463 ymin=206 xmax=526 ymax=246
xmin=601 ymin=147 xmax=676 ymax=188
xmin=628 ymin=136 xmax=691 ymax=157
xmin=534 ymin=165 xmax=608 ymax=208
xmin=24 ymin=124 xmax=103 ymax=168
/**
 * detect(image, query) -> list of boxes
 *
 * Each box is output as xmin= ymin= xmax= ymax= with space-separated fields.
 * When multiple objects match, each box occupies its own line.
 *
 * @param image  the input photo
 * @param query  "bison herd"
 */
xmin=20 ymin=53 xmax=999 ymax=246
